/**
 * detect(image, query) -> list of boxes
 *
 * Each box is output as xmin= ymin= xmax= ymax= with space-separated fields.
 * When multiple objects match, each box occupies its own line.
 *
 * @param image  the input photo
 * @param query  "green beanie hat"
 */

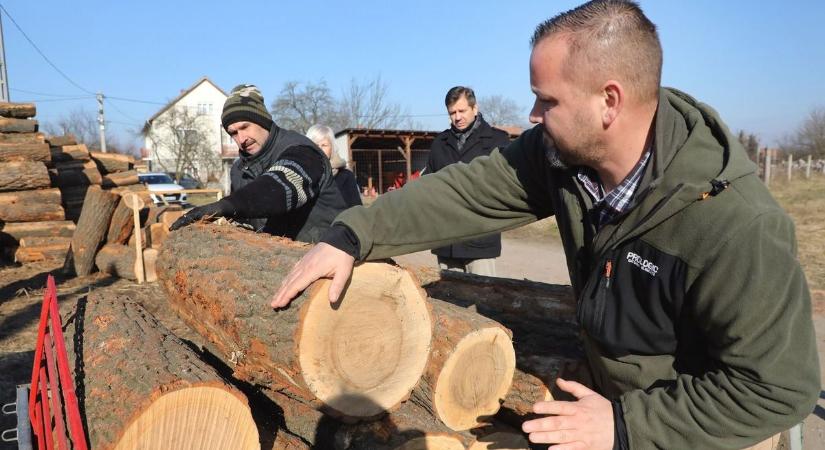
xmin=221 ymin=84 xmax=274 ymax=131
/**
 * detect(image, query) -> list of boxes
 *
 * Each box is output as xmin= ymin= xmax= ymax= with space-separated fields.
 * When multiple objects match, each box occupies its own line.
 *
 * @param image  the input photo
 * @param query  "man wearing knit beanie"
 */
xmin=170 ymin=84 xmax=349 ymax=243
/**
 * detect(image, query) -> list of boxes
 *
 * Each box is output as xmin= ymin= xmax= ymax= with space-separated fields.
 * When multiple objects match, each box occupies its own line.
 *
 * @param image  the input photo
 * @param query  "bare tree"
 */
xmin=42 ymin=107 xmax=101 ymax=148
xmin=270 ymin=80 xmax=339 ymax=134
xmin=736 ymin=130 xmax=760 ymax=162
xmin=478 ymin=95 xmax=527 ymax=128
xmin=780 ymin=107 xmax=825 ymax=158
xmin=142 ymin=106 xmax=221 ymax=182
xmin=335 ymin=76 xmax=408 ymax=130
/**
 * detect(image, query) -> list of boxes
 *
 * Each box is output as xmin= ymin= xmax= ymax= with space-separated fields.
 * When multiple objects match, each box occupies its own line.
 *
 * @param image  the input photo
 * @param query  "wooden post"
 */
xmin=377 ymin=149 xmax=383 ymax=194
xmin=787 ymin=153 xmax=793 ymax=182
xmin=806 ymin=154 xmax=812 ymax=179
xmin=764 ymin=148 xmax=772 ymax=186
xmin=402 ymin=136 xmax=414 ymax=180
xmin=123 ymin=193 xmax=146 ymax=284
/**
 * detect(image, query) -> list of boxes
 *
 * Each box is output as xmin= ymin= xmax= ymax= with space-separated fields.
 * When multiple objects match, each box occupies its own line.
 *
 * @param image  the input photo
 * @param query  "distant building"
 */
xmin=142 ymin=77 xmax=238 ymax=193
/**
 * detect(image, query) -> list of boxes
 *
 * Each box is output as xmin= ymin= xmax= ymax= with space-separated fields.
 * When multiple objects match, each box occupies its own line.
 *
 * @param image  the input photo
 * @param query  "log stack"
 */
xmin=0 ymin=102 xmax=75 ymax=263
xmin=155 ymin=223 xmax=585 ymax=449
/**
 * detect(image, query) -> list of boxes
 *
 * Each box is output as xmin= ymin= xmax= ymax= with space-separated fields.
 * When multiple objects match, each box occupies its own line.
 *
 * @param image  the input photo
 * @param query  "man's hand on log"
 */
xmin=169 ymin=200 xmax=234 ymax=231
xmin=522 ymin=378 xmax=614 ymax=450
xmin=271 ymin=242 xmax=355 ymax=308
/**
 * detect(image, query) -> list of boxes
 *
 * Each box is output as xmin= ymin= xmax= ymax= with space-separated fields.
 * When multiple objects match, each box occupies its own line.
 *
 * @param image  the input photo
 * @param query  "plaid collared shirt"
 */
xmin=577 ymin=148 xmax=652 ymax=229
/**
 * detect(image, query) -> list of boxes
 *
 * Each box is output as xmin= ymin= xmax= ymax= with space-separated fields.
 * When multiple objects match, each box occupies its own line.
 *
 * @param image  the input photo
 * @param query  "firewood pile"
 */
xmin=109 ymin=222 xmax=586 ymax=450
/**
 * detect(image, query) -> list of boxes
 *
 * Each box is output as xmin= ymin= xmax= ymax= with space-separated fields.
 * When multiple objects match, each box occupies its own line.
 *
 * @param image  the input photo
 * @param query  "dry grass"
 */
xmin=769 ymin=177 xmax=825 ymax=291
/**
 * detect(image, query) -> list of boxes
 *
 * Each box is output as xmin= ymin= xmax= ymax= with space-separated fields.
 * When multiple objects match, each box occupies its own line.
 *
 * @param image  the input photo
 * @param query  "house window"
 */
xmin=196 ymin=103 xmax=212 ymax=115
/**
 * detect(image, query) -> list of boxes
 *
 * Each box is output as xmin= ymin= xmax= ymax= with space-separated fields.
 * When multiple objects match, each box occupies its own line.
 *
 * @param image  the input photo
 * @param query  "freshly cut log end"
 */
xmin=467 ymin=432 xmax=529 ymax=450
xmin=113 ymin=386 xmax=259 ymax=450
xmin=394 ymin=436 xmax=465 ymax=450
xmin=435 ymin=326 xmax=515 ymax=431
xmin=298 ymin=263 xmax=433 ymax=419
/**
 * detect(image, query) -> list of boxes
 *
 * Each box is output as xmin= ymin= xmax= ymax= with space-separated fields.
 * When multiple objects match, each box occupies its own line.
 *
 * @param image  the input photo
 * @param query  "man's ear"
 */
xmin=602 ymin=81 xmax=623 ymax=127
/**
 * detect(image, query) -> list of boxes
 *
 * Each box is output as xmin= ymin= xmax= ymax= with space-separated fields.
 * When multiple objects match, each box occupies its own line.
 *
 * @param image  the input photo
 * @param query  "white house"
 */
xmin=142 ymin=77 xmax=238 ymax=193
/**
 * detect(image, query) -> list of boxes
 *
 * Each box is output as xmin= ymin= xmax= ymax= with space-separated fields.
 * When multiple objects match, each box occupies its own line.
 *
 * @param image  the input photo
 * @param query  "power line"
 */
xmin=105 ymin=97 xmax=143 ymax=124
xmin=10 ymin=87 xmax=83 ymax=98
xmin=0 ymin=4 xmax=94 ymax=95
xmin=17 ymin=96 xmax=93 ymax=103
xmin=106 ymin=95 xmax=166 ymax=106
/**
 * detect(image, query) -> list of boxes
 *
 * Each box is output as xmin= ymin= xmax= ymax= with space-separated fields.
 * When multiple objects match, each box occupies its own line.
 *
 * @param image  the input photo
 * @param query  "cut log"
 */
xmin=143 ymin=248 xmax=158 ymax=282
xmin=49 ymin=160 xmax=103 ymax=187
xmin=157 ymin=223 xmax=433 ymax=420
xmin=409 ymin=298 xmax=515 ymax=431
xmin=0 ymin=161 xmax=50 ymax=191
xmin=0 ymin=102 xmax=36 ymax=118
xmin=147 ymin=203 xmax=183 ymax=225
xmin=127 ymin=226 xmax=148 ymax=249
xmin=62 ymin=290 xmax=259 ymax=450
xmin=106 ymin=197 xmax=137 ymax=244
xmin=467 ymin=431 xmax=529 ymax=450
xmin=90 ymin=151 xmax=134 ymax=173
xmin=0 ymin=188 xmax=64 ymax=222
xmin=45 ymin=134 xmax=77 ymax=146
xmin=333 ymin=401 xmax=475 ymax=450
xmin=0 ymin=220 xmax=75 ymax=242
xmin=0 ymin=117 xmax=37 ymax=133
xmin=158 ymin=207 xmax=185 ymax=230
xmin=64 ymin=185 xmax=120 ymax=276
xmin=149 ymin=222 xmax=168 ymax=248
xmin=495 ymin=369 xmax=553 ymax=429
xmin=0 ymin=132 xmax=45 ymax=144
xmin=95 ymin=244 xmax=139 ymax=280
xmin=13 ymin=238 xmax=71 ymax=263
xmin=0 ymin=142 xmax=50 ymax=162
xmin=102 ymin=169 xmax=139 ymax=188
xmin=49 ymin=143 xmax=90 ymax=163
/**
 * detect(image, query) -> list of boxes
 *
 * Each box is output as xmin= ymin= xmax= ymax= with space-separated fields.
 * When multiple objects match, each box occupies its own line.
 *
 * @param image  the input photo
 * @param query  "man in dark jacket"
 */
xmin=426 ymin=86 xmax=511 ymax=276
xmin=269 ymin=1 xmax=820 ymax=449
xmin=170 ymin=84 xmax=347 ymax=243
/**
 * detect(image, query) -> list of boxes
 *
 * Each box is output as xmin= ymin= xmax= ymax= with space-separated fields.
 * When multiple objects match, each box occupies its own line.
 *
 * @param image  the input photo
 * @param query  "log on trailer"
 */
xmin=48 ymin=160 xmax=103 ymax=187
xmin=102 ymin=169 xmax=139 ymax=188
xmin=0 ymin=117 xmax=37 ymax=133
xmin=45 ymin=134 xmax=76 ymax=147
xmin=62 ymin=290 xmax=260 ymax=450
xmin=0 ymin=102 xmax=36 ymax=118
xmin=64 ymin=185 xmax=120 ymax=276
xmin=157 ymin=223 xmax=433 ymax=421
xmin=0 ymin=142 xmax=50 ymax=162
xmin=409 ymin=298 xmax=516 ymax=431
xmin=49 ymin=143 xmax=90 ymax=164
xmin=0 ymin=188 xmax=64 ymax=222
xmin=0 ymin=161 xmax=50 ymax=191
xmin=0 ymin=132 xmax=45 ymax=144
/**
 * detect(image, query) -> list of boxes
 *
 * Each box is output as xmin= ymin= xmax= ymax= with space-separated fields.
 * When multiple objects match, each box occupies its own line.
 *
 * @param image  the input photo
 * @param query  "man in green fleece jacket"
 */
xmin=271 ymin=1 xmax=820 ymax=448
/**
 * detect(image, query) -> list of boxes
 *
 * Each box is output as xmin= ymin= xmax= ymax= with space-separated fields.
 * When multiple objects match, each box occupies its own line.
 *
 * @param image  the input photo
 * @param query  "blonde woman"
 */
xmin=306 ymin=125 xmax=362 ymax=207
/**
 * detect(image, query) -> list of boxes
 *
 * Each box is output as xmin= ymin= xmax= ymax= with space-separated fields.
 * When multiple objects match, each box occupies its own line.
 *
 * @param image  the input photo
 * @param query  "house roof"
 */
xmin=143 ymin=76 xmax=227 ymax=132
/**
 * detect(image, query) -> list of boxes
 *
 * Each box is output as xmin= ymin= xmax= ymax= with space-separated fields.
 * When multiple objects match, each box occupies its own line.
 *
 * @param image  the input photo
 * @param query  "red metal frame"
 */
xmin=28 ymin=275 xmax=88 ymax=450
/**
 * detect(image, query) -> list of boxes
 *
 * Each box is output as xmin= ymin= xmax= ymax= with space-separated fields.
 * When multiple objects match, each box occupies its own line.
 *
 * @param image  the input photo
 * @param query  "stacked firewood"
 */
xmin=144 ymin=223 xmax=587 ymax=450
xmin=0 ymin=102 xmax=76 ymax=263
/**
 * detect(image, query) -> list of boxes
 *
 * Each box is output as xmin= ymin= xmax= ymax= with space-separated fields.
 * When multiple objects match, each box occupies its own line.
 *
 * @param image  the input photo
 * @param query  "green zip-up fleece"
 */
xmin=330 ymin=88 xmax=820 ymax=448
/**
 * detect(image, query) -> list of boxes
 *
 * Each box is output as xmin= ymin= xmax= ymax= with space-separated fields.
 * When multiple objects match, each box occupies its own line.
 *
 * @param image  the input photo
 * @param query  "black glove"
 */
xmin=169 ymin=199 xmax=235 ymax=231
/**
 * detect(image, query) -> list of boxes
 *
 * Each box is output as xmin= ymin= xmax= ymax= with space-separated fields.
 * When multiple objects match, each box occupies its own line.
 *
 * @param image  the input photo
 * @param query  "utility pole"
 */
xmin=97 ymin=92 xmax=107 ymax=152
xmin=0 ymin=10 xmax=10 ymax=102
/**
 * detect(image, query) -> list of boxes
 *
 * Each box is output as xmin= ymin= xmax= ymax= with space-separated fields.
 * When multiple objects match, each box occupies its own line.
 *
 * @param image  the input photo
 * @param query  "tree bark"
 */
xmin=106 ymin=196 xmax=137 ymax=244
xmin=0 ymin=188 xmax=64 ymax=222
xmin=148 ymin=222 xmax=168 ymax=248
xmin=0 ymin=102 xmax=36 ymax=118
xmin=409 ymin=298 xmax=516 ymax=431
xmin=62 ymin=290 xmax=259 ymax=450
xmin=65 ymin=185 xmax=120 ymax=276
xmin=0 ymin=220 xmax=75 ymax=242
xmin=90 ymin=151 xmax=134 ymax=173
xmin=49 ymin=160 xmax=103 ymax=187
xmin=0 ymin=142 xmax=50 ymax=162
xmin=102 ymin=169 xmax=139 ymax=188
xmin=0 ymin=161 xmax=50 ymax=191
xmin=0 ymin=117 xmax=37 ymax=133
xmin=157 ymin=223 xmax=433 ymax=421
xmin=49 ymin=143 xmax=90 ymax=164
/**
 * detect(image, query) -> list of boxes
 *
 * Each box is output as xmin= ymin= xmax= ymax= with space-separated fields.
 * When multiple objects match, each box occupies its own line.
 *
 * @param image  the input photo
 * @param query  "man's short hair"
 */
xmin=445 ymin=86 xmax=477 ymax=108
xmin=530 ymin=0 xmax=662 ymax=103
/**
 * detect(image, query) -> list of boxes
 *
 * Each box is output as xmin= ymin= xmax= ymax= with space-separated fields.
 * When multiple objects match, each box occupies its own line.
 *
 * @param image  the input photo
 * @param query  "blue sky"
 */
xmin=3 ymin=0 xmax=824 ymax=149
